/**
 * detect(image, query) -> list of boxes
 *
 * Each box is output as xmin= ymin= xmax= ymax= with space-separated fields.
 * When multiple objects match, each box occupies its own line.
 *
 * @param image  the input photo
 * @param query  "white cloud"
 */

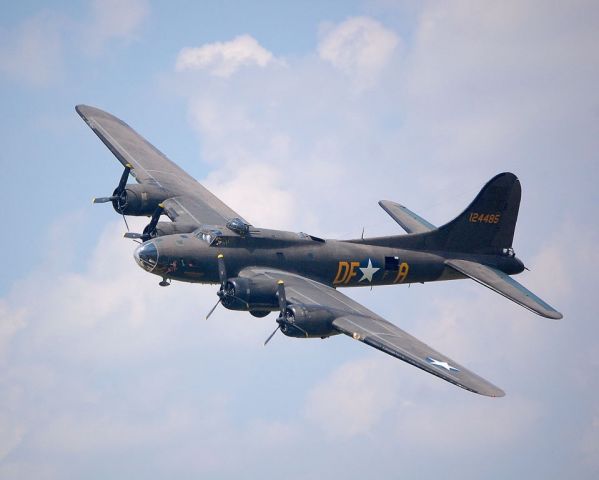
xmin=0 ymin=301 xmax=27 ymax=365
xmin=204 ymin=163 xmax=296 ymax=229
xmin=304 ymin=357 xmax=400 ymax=438
xmin=318 ymin=17 xmax=400 ymax=90
xmin=581 ymin=407 xmax=599 ymax=467
xmin=0 ymin=414 xmax=25 ymax=462
xmin=0 ymin=0 xmax=149 ymax=86
xmin=396 ymin=394 xmax=542 ymax=449
xmin=0 ymin=215 xmax=293 ymax=475
xmin=0 ymin=12 xmax=64 ymax=87
xmin=176 ymin=35 xmax=275 ymax=77
xmin=84 ymin=0 xmax=149 ymax=51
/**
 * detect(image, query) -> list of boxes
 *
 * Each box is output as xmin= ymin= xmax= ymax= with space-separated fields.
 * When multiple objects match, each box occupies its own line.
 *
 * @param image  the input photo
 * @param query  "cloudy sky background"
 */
xmin=1 ymin=0 xmax=598 ymax=478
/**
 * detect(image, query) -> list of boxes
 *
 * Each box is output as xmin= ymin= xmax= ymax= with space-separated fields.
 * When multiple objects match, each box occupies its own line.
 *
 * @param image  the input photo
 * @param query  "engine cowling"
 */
xmin=154 ymin=222 xmax=198 ymax=237
xmin=112 ymin=184 xmax=168 ymax=216
xmin=279 ymin=305 xmax=338 ymax=339
xmin=221 ymin=277 xmax=280 ymax=313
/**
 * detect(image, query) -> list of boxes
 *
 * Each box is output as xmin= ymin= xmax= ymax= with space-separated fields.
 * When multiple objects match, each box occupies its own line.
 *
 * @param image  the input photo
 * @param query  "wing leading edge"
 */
xmin=241 ymin=267 xmax=504 ymax=397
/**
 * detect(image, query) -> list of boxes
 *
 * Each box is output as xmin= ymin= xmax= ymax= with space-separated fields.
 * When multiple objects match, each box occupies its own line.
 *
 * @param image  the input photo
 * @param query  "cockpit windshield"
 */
xmin=194 ymin=227 xmax=224 ymax=246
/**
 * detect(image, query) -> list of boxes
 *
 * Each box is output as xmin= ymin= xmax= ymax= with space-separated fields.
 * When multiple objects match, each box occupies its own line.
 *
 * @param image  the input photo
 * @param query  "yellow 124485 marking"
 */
xmin=469 ymin=212 xmax=501 ymax=224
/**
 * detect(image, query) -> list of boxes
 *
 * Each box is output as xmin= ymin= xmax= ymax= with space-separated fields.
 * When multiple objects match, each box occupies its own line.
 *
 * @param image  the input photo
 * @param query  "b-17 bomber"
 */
xmin=77 ymin=104 xmax=563 ymax=397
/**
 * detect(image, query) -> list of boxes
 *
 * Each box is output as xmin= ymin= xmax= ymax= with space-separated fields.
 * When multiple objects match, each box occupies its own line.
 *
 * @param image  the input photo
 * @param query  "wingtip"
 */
xmin=479 ymin=386 xmax=505 ymax=398
xmin=542 ymin=309 xmax=563 ymax=320
xmin=75 ymin=104 xmax=106 ymax=120
xmin=75 ymin=104 xmax=92 ymax=120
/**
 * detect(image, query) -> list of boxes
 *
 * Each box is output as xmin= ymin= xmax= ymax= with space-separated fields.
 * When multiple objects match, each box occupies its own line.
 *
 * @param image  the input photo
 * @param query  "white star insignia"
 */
xmin=359 ymin=258 xmax=380 ymax=283
xmin=426 ymin=357 xmax=459 ymax=372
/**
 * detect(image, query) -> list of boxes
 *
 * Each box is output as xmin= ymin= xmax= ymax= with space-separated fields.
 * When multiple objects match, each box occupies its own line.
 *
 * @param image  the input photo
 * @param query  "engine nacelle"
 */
xmin=221 ymin=277 xmax=279 ymax=312
xmin=154 ymin=222 xmax=198 ymax=237
xmin=280 ymin=305 xmax=338 ymax=339
xmin=113 ymin=184 xmax=168 ymax=216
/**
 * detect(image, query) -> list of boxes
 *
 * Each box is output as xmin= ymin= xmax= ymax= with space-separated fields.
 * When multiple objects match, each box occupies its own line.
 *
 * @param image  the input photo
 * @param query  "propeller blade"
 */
xmin=124 ymin=232 xmax=144 ymax=239
xmin=206 ymin=255 xmax=228 ymax=321
xmin=117 ymin=164 xmax=132 ymax=192
xmin=135 ymin=203 xmax=165 ymax=241
xmin=217 ymin=254 xmax=227 ymax=287
xmin=92 ymin=196 xmax=117 ymax=204
xmin=264 ymin=325 xmax=280 ymax=346
xmin=277 ymin=280 xmax=286 ymax=316
xmin=206 ymin=298 xmax=221 ymax=320
xmin=146 ymin=203 xmax=164 ymax=232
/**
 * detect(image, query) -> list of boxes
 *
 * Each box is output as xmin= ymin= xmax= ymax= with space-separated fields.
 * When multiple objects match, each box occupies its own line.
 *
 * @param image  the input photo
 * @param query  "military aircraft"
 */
xmin=77 ymin=104 xmax=562 ymax=397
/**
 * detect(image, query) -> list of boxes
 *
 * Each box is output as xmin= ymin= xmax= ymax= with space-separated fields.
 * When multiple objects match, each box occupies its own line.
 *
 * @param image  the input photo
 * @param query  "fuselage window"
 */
xmin=385 ymin=256 xmax=400 ymax=271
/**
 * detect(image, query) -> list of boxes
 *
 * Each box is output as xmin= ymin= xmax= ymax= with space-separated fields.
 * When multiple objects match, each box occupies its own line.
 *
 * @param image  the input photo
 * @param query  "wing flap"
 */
xmin=445 ymin=259 xmax=563 ymax=319
xmin=378 ymin=200 xmax=436 ymax=234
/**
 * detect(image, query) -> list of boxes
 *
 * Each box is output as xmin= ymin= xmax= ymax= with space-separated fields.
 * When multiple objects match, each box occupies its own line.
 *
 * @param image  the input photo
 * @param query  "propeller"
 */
xmin=124 ymin=204 xmax=164 ymax=241
xmin=93 ymin=163 xmax=134 ymax=234
xmin=205 ymin=255 xmax=254 ymax=320
xmin=93 ymin=163 xmax=132 ymax=209
xmin=264 ymin=280 xmax=309 ymax=344
xmin=205 ymin=254 xmax=228 ymax=320
xmin=264 ymin=281 xmax=287 ymax=346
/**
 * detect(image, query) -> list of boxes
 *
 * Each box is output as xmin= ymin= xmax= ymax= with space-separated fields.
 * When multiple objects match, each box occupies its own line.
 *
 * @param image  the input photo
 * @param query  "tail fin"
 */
xmin=429 ymin=172 xmax=521 ymax=254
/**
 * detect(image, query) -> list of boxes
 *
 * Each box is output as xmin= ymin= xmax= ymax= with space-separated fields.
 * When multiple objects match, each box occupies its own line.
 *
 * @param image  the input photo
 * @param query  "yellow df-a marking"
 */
xmin=334 ymin=260 xmax=410 ymax=285
xmin=393 ymin=262 xmax=410 ymax=283
xmin=333 ymin=261 xmax=360 ymax=285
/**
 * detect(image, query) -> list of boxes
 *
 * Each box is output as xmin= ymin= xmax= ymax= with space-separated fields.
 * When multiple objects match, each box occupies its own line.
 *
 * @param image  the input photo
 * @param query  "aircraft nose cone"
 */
xmin=134 ymin=242 xmax=158 ymax=272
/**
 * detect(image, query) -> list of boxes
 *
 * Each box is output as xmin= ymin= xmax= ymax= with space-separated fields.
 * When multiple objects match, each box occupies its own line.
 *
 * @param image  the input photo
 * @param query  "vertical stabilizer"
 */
xmin=430 ymin=172 xmax=521 ymax=253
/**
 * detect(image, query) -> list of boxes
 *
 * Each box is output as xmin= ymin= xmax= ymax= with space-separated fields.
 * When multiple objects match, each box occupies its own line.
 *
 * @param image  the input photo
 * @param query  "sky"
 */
xmin=0 ymin=0 xmax=598 ymax=478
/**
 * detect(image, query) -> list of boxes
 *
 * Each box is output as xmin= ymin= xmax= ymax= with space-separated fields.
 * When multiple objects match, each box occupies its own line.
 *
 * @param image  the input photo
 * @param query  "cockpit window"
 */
xmin=194 ymin=227 xmax=225 ymax=246
xmin=196 ymin=232 xmax=212 ymax=243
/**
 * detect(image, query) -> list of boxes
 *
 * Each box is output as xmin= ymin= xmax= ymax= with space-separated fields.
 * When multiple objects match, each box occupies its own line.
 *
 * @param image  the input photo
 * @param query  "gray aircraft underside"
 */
xmin=77 ymin=104 xmax=563 ymax=397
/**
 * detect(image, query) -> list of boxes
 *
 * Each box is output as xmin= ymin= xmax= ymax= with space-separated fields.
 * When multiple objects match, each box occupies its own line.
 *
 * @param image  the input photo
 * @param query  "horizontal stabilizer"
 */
xmin=445 ymin=259 xmax=563 ymax=319
xmin=379 ymin=200 xmax=436 ymax=234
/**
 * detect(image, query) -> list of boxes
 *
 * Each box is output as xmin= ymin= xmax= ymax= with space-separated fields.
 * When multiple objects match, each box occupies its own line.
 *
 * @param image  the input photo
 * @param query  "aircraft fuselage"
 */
xmin=134 ymin=227 xmax=524 ymax=289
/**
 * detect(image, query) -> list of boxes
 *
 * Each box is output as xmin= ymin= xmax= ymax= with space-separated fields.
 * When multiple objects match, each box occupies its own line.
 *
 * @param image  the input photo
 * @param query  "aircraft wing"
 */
xmin=378 ymin=200 xmax=436 ymax=234
xmin=240 ymin=267 xmax=504 ymax=397
xmin=445 ymin=259 xmax=563 ymax=319
xmin=76 ymin=104 xmax=248 ymax=227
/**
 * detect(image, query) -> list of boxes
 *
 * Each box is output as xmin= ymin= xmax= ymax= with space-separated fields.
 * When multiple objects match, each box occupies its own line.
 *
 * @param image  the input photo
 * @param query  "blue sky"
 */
xmin=1 ymin=1 xmax=598 ymax=478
